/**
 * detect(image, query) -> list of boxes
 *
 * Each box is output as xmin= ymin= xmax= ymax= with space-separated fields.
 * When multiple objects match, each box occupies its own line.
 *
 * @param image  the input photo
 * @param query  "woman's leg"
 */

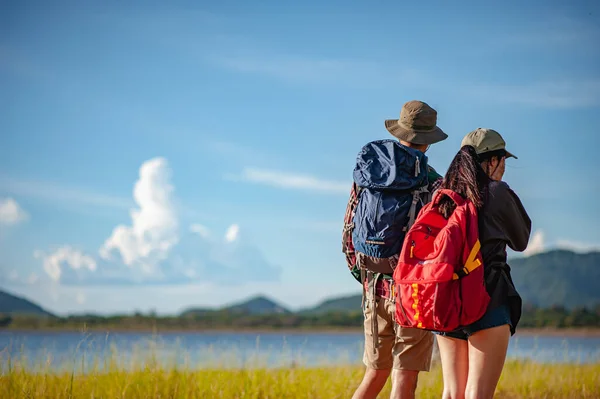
xmin=465 ymin=324 xmax=510 ymax=399
xmin=436 ymin=334 xmax=469 ymax=399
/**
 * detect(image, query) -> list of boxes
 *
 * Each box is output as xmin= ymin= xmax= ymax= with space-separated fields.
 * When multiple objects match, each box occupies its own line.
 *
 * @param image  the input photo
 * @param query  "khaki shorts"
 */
xmin=363 ymin=296 xmax=434 ymax=371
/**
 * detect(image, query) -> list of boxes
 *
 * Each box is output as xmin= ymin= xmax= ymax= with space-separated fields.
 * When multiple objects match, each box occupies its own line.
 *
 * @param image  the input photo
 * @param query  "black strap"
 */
xmin=455 ymin=267 xmax=470 ymax=279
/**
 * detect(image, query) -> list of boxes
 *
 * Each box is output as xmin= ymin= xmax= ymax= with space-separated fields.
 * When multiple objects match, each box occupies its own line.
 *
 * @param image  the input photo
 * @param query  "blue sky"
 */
xmin=1 ymin=1 xmax=599 ymax=315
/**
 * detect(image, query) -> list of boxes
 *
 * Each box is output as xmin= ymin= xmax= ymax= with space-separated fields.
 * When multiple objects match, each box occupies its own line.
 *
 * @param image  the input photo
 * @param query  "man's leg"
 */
xmin=390 ymin=369 xmax=419 ymax=399
xmin=436 ymin=334 xmax=469 ymax=399
xmin=352 ymin=367 xmax=391 ymax=399
xmin=354 ymin=296 xmax=395 ymax=399
xmin=388 ymin=299 xmax=435 ymax=399
xmin=465 ymin=324 xmax=510 ymax=399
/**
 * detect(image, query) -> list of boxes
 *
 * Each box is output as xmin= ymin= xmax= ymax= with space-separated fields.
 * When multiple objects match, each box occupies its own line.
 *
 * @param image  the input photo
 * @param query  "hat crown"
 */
xmin=399 ymin=100 xmax=438 ymax=130
xmin=461 ymin=128 xmax=506 ymax=154
xmin=384 ymin=99 xmax=448 ymax=145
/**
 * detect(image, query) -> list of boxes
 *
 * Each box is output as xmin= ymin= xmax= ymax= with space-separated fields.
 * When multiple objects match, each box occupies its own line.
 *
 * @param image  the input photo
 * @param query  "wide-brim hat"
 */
xmin=385 ymin=100 xmax=448 ymax=145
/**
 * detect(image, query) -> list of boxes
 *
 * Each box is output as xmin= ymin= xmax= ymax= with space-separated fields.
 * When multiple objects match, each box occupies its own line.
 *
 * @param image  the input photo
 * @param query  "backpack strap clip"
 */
xmin=453 ymin=240 xmax=483 ymax=280
xmin=452 ymin=267 xmax=470 ymax=280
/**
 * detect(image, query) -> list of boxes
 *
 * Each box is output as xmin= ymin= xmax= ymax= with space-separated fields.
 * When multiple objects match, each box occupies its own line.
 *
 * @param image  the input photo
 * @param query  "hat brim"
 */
xmin=506 ymin=150 xmax=517 ymax=159
xmin=385 ymin=119 xmax=448 ymax=145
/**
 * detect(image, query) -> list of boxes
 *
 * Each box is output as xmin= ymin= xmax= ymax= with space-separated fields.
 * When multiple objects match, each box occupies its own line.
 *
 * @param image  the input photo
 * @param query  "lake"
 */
xmin=1 ymin=331 xmax=598 ymax=371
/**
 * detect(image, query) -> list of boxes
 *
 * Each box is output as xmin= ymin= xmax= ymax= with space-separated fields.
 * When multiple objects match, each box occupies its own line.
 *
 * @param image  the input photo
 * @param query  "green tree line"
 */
xmin=1 ymin=304 xmax=599 ymax=331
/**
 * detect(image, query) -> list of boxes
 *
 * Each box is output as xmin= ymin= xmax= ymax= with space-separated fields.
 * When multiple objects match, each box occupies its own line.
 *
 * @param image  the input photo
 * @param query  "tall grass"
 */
xmin=1 ymin=358 xmax=599 ymax=398
xmin=0 ymin=336 xmax=599 ymax=398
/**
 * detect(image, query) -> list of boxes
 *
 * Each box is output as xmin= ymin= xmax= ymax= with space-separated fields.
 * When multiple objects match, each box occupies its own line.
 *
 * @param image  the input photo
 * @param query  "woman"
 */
xmin=435 ymin=128 xmax=531 ymax=399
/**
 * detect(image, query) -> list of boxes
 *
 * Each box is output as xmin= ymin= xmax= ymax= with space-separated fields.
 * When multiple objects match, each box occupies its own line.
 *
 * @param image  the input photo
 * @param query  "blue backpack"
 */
xmin=352 ymin=140 xmax=430 ymax=275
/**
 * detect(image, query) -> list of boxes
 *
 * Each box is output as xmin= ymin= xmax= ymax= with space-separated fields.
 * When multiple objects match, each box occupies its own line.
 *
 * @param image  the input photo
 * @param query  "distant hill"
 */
xmin=2 ymin=250 xmax=598 ymax=322
xmin=224 ymin=295 xmax=290 ymax=314
xmin=511 ymin=250 xmax=600 ymax=309
xmin=179 ymin=307 xmax=213 ymax=318
xmin=182 ymin=295 xmax=290 ymax=317
xmin=301 ymin=294 xmax=361 ymax=314
xmin=0 ymin=290 xmax=55 ymax=317
xmin=301 ymin=250 xmax=600 ymax=313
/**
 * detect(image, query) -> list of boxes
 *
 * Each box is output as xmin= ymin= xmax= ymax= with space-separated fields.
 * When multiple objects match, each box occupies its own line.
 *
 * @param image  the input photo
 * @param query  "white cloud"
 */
xmin=225 ymin=224 xmax=239 ymax=243
xmin=76 ymin=291 xmax=86 ymax=305
xmin=35 ymin=246 xmax=97 ymax=282
xmin=28 ymin=157 xmax=280 ymax=286
xmin=3 ymin=270 xmax=39 ymax=285
xmin=210 ymin=53 xmax=385 ymax=86
xmin=467 ymin=79 xmax=600 ymax=109
xmin=555 ymin=240 xmax=600 ymax=253
xmin=27 ymin=273 xmax=39 ymax=285
xmin=236 ymin=167 xmax=349 ymax=194
xmin=190 ymin=224 xmax=210 ymax=238
xmin=521 ymin=231 xmax=600 ymax=256
xmin=0 ymin=197 xmax=28 ymax=225
xmin=205 ymin=140 xmax=267 ymax=164
xmin=8 ymin=270 xmax=19 ymax=282
xmin=100 ymin=157 xmax=178 ymax=273
xmin=0 ymin=175 xmax=131 ymax=210
xmin=524 ymin=230 xmax=545 ymax=256
xmin=496 ymin=16 xmax=600 ymax=51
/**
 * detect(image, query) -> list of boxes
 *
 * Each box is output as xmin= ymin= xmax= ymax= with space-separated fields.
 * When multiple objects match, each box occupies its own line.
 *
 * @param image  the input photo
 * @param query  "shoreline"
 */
xmin=3 ymin=326 xmax=600 ymax=337
xmin=515 ymin=327 xmax=600 ymax=337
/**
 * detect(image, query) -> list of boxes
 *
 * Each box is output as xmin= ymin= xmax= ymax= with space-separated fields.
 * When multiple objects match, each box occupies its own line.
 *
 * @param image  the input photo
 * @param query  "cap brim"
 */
xmin=506 ymin=150 xmax=517 ymax=159
xmin=385 ymin=119 xmax=448 ymax=145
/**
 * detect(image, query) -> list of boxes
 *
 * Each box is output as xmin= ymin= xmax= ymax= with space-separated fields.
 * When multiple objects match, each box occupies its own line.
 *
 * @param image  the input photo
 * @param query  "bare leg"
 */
xmin=436 ymin=335 xmax=469 ymax=399
xmin=465 ymin=324 xmax=510 ymax=399
xmin=390 ymin=369 xmax=419 ymax=399
xmin=352 ymin=367 xmax=391 ymax=399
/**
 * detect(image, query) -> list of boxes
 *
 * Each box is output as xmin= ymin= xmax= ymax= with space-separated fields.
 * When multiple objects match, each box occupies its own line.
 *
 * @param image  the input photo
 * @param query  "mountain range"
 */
xmin=182 ymin=295 xmax=291 ymax=317
xmin=1 ymin=250 xmax=599 ymax=317
xmin=0 ymin=290 xmax=54 ymax=317
xmin=182 ymin=250 xmax=600 ymax=315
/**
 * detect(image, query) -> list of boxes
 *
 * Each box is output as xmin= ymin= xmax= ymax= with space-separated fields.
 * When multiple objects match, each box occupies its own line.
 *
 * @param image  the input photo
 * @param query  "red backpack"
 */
xmin=393 ymin=189 xmax=490 ymax=332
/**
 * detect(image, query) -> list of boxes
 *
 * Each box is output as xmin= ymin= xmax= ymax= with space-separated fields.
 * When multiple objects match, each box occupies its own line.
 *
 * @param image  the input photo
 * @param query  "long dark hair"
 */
xmin=438 ymin=146 xmax=491 ymax=218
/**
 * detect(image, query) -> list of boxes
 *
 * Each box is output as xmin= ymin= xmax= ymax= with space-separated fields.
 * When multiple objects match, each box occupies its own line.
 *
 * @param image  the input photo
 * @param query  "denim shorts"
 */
xmin=435 ymin=304 xmax=512 ymax=340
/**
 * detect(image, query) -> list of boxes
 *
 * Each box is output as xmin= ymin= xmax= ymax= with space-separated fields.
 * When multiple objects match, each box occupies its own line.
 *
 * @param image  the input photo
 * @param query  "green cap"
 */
xmin=460 ymin=128 xmax=517 ymax=159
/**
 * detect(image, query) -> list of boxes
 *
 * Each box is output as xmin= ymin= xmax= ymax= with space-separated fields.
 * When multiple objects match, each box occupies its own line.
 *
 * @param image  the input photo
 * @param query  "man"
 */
xmin=343 ymin=100 xmax=448 ymax=399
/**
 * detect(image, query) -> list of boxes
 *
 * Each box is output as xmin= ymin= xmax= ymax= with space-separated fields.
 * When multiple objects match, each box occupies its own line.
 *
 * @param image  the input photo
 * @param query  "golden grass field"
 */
xmin=1 ymin=358 xmax=599 ymax=398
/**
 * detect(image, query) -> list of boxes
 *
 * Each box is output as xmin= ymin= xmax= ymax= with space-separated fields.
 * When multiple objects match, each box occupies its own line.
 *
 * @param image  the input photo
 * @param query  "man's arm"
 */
xmin=427 ymin=165 xmax=443 ymax=194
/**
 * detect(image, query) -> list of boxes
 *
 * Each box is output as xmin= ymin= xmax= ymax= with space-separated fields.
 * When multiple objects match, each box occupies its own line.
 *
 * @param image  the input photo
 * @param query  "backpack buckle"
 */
xmin=452 ymin=267 xmax=470 ymax=280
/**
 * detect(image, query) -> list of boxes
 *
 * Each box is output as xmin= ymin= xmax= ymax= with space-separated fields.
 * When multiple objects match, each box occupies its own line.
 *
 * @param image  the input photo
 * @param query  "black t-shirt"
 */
xmin=478 ymin=181 xmax=532 ymax=333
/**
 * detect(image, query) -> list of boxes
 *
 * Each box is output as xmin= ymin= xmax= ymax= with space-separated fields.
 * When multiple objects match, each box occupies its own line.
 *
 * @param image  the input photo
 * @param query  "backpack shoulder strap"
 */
xmin=405 ymin=186 xmax=430 ymax=231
